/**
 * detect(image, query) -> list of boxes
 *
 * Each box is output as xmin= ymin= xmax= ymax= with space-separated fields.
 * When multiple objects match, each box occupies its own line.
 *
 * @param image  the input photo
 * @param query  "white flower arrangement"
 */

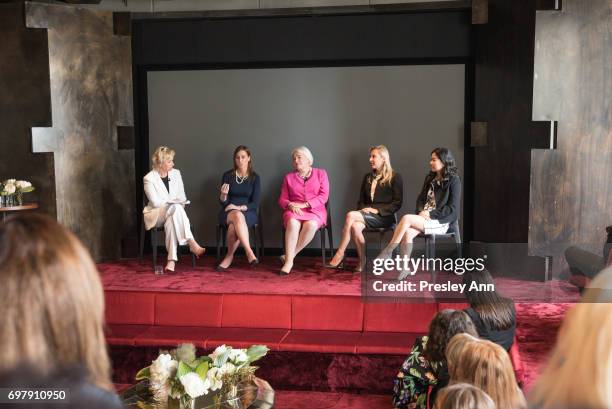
xmin=135 ymin=343 xmax=269 ymax=409
xmin=1 ymin=178 xmax=35 ymax=206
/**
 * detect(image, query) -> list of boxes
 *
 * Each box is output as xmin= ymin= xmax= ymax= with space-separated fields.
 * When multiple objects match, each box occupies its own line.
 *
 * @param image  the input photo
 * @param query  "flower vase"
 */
xmin=16 ymin=192 xmax=23 ymax=206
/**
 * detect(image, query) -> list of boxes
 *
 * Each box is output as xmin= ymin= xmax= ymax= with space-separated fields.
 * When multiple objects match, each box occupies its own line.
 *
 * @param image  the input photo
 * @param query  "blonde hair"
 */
xmin=151 ymin=146 xmax=175 ymax=170
xmin=370 ymin=145 xmax=394 ymax=185
xmin=447 ymin=336 xmax=525 ymax=409
xmin=435 ymin=383 xmax=496 ymax=409
xmin=291 ymin=146 xmax=314 ymax=166
xmin=529 ymin=266 xmax=612 ymax=409
xmin=0 ymin=214 xmax=112 ymax=391
xmin=446 ymin=333 xmax=480 ymax=377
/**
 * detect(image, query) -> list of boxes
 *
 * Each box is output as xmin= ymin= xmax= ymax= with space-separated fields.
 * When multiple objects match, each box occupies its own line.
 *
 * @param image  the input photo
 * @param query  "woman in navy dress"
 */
xmin=217 ymin=145 xmax=261 ymax=270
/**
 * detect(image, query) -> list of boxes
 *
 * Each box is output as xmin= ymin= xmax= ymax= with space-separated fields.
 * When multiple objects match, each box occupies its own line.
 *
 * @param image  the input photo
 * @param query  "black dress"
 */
xmin=218 ymin=170 xmax=261 ymax=226
xmin=356 ymin=172 xmax=403 ymax=228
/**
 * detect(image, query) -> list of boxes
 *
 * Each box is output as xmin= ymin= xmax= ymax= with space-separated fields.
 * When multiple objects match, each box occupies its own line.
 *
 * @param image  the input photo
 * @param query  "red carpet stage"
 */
xmin=101 ymin=256 xmax=577 ymax=407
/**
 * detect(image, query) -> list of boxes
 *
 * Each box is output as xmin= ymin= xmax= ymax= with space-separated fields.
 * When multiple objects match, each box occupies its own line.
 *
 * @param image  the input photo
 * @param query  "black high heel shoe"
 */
xmin=215 ymin=264 xmax=229 ymax=272
xmin=279 ymin=269 xmax=290 ymax=276
xmin=324 ymin=257 xmax=345 ymax=270
xmin=249 ymin=258 xmax=259 ymax=268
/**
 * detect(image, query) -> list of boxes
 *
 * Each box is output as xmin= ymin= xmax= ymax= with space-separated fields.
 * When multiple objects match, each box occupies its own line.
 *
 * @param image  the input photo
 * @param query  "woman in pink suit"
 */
xmin=278 ymin=146 xmax=330 ymax=275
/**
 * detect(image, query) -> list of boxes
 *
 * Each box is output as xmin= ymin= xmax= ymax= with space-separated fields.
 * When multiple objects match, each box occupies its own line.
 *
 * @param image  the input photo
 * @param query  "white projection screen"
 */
xmin=148 ymin=65 xmax=465 ymax=248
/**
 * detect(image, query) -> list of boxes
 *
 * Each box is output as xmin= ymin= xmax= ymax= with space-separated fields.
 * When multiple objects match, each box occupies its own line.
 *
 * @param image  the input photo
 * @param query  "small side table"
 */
xmin=0 ymin=203 xmax=39 ymax=221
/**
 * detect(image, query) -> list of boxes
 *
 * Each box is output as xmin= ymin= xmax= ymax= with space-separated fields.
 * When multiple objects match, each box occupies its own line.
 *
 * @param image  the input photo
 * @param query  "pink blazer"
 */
xmin=278 ymin=168 xmax=330 ymax=228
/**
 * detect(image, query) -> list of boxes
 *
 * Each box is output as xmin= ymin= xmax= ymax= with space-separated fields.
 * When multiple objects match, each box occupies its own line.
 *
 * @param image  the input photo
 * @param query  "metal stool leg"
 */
xmin=151 ymin=229 xmax=158 ymax=270
xmin=320 ymin=229 xmax=326 ymax=265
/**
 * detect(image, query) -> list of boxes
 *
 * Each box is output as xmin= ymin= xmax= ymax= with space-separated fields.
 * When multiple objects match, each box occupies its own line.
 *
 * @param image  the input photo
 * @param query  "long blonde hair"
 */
xmin=0 ymin=214 xmax=112 ymax=391
xmin=435 ymin=383 xmax=495 ymax=409
xmin=370 ymin=145 xmax=394 ymax=185
xmin=447 ymin=335 xmax=526 ymax=409
xmin=529 ymin=266 xmax=612 ymax=409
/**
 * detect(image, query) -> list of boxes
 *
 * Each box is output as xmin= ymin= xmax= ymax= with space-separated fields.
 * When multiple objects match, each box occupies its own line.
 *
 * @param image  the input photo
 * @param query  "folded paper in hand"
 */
xmin=168 ymin=199 xmax=190 ymax=205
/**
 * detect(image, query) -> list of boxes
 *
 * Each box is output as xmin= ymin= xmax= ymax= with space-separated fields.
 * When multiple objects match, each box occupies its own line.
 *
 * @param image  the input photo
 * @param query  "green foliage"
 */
xmin=177 ymin=361 xmax=194 ymax=379
xmin=195 ymin=361 xmax=209 ymax=380
xmin=135 ymin=366 xmax=150 ymax=380
xmin=246 ymin=345 xmax=269 ymax=363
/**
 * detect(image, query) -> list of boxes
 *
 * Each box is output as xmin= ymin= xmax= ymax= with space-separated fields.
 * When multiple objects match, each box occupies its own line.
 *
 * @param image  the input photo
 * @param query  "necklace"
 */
xmin=235 ymin=172 xmax=248 ymax=184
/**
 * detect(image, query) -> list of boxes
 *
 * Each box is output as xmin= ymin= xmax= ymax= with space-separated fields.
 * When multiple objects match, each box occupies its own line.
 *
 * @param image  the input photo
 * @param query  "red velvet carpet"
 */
xmin=99 ymin=256 xmax=580 ymax=302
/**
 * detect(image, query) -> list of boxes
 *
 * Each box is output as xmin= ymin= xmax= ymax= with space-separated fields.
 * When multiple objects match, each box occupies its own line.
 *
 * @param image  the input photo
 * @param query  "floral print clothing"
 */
xmin=392 ymin=336 xmax=447 ymax=409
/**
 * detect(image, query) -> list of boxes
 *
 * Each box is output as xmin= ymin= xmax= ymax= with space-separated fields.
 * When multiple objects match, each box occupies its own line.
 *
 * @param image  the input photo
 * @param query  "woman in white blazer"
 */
xmin=143 ymin=146 xmax=205 ymax=272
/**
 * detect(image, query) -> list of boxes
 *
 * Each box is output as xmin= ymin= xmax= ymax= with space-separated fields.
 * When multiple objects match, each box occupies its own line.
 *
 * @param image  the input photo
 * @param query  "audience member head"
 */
xmin=430 ymin=147 xmax=458 ymax=179
xmin=151 ymin=145 xmax=175 ymax=172
xmin=424 ymin=309 xmax=478 ymax=363
xmin=445 ymin=333 xmax=480 ymax=375
xmin=233 ymin=145 xmax=253 ymax=176
xmin=447 ymin=337 xmax=525 ymax=409
xmin=529 ymin=265 xmax=612 ymax=409
xmin=369 ymin=145 xmax=394 ymax=185
xmin=291 ymin=146 xmax=314 ymax=173
xmin=0 ymin=214 xmax=112 ymax=391
xmin=463 ymin=269 xmax=515 ymax=331
xmin=0 ymin=365 xmax=122 ymax=409
xmin=435 ymin=383 xmax=496 ymax=409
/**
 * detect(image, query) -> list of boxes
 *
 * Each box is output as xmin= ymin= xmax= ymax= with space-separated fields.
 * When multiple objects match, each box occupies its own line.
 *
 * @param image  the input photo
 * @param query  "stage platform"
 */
xmin=99 ymin=256 xmax=580 ymax=302
xmin=100 ymin=256 xmax=577 ymax=393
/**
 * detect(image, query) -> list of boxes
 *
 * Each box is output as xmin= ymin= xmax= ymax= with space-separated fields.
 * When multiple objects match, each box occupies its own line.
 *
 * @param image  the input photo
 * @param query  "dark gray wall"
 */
xmin=0 ymin=2 xmax=55 ymax=218
xmin=147 ymin=65 xmax=465 ymax=248
xmin=26 ymin=2 xmax=135 ymax=261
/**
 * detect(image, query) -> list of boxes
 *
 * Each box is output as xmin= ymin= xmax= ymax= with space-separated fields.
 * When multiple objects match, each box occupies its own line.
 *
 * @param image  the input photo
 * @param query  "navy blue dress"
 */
xmin=218 ymin=170 xmax=261 ymax=226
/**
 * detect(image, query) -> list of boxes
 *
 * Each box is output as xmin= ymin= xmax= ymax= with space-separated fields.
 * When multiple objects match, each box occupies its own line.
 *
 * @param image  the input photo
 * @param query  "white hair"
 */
xmin=291 ymin=146 xmax=314 ymax=165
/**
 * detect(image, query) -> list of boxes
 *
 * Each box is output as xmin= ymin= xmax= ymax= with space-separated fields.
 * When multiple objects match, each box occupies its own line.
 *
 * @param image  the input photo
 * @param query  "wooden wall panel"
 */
xmin=26 ymin=2 xmax=135 ymax=261
xmin=529 ymin=0 xmax=612 ymax=258
xmin=472 ymin=0 xmax=550 ymax=243
xmin=0 ymin=2 xmax=55 ymax=217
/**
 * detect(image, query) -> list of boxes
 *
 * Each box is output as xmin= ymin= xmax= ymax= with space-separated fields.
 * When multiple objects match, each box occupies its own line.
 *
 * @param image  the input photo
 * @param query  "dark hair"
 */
xmin=447 ymin=310 xmax=478 ymax=340
xmin=431 ymin=147 xmax=458 ymax=180
xmin=232 ymin=145 xmax=254 ymax=176
xmin=462 ymin=269 xmax=515 ymax=330
xmin=424 ymin=309 xmax=478 ymax=363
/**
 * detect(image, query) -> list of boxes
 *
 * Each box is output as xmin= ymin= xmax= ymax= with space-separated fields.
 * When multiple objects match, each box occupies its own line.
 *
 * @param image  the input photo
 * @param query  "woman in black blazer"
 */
xmin=379 ymin=147 xmax=461 ymax=265
xmin=326 ymin=145 xmax=403 ymax=272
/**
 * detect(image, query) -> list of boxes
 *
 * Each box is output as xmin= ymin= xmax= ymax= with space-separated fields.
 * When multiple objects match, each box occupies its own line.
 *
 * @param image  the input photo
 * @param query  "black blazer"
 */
xmin=415 ymin=173 xmax=461 ymax=224
xmin=357 ymin=172 xmax=403 ymax=217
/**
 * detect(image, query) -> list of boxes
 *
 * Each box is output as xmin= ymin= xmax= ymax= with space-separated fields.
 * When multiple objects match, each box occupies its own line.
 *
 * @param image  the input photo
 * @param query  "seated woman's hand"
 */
xmin=225 ymin=203 xmax=246 ymax=212
xmin=288 ymin=202 xmax=304 ymax=215
xmin=361 ymin=207 xmax=379 ymax=214
xmin=418 ymin=210 xmax=431 ymax=220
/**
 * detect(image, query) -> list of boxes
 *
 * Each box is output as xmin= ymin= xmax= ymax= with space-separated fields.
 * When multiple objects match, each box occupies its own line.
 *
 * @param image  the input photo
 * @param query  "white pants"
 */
xmin=156 ymin=204 xmax=194 ymax=261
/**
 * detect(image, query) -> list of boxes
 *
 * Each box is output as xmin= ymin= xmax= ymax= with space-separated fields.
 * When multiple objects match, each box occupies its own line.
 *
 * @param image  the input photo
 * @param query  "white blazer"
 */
xmin=143 ymin=168 xmax=187 ymax=230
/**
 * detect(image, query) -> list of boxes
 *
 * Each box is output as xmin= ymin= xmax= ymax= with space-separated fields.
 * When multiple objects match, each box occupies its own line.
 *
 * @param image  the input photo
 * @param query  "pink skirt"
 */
xmin=282 ymin=209 xmax=326 ymax=229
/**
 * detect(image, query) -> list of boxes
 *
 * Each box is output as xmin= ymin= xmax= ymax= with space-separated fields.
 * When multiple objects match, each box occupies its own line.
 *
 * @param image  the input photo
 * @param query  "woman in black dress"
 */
xmin=325 ymin=145 xmax=403 ymax=272
xmin=216 ymin=145 xmax=261 ymax=270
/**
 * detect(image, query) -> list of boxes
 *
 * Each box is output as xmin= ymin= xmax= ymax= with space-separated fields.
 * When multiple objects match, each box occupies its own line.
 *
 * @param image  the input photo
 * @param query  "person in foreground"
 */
xmin=0 ymin=366 xmax=123 ymax=409
xmin=528 ymin=265 xmax=612 ymax=409
xmin=434 ymin=383 xmax=495 ymax=409
xmin=278 ymin=146 xmax=329 ymax=275
xmin=377 ymin=147 xmax=461 ymax=279
xmin=325 ymin=145 xmax=403 ymax=272
xmin=217 ymin=145 xmax=261 ymax=270
xmin=0 ymin=213 xmax=116 ymax=393
xmin=446 ymin=334 xmax=526 ymax=409
xmin=462 ymin=269 xmax=516 ymax=350
xmin=393 ymin=310 xmax=478 ymax=409
xmin=143 ymin=146 xmax=205 ymax=272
